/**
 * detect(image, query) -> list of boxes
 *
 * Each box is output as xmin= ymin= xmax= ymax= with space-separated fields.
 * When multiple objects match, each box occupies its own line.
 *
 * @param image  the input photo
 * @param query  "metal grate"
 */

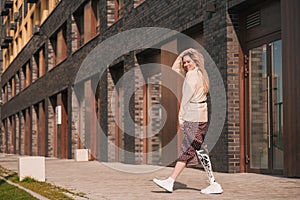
xmin=246 ymin=11 xmax=261 ymax=29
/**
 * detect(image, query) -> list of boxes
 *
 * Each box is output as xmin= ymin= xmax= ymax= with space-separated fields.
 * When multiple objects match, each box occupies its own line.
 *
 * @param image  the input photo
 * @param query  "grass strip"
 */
xmin=0 ymin=165 xmax=87 ymax=200
xmin=0 ymin=178 xmax=38 ymax=200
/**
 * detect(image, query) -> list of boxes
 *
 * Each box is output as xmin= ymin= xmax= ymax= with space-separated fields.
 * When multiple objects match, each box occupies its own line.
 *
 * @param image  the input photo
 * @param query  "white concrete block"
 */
xmin=18 ymin=156 xmax=45 ymax=182
xmin=74 ymin=149 xmax=89 ymax=161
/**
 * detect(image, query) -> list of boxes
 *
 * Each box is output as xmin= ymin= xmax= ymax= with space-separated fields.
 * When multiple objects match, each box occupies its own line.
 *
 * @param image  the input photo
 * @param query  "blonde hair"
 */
xmin=172 ymin=48 xmax=210 ymax=94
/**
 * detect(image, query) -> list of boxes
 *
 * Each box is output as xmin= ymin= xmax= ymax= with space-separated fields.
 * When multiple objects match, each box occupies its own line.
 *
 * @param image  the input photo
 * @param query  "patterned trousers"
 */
xmin=177 ymin=121 xmax=216 ymax=183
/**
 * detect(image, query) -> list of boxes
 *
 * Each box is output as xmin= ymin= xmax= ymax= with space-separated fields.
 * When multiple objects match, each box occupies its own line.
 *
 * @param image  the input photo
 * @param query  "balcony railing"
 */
xmin=1 ymin=42 xmax=9 ymax=49
xmin=1 ymin=8 xmax=9 ymax=16
xmin=27 ymin=0 xmax=38 ymax=3
xmin=33 ymin=25 xmax=40 ymax=35
xmin=3 ymin=36 xmax=13 ymax=44
xmin=4 ymin=0 xmax=13 ymax=9
xmin=10 ymin=23 xmax=17 ymax=31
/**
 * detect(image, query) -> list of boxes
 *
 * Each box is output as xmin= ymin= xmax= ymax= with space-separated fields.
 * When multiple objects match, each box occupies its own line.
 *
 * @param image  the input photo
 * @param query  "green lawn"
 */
xmin=0 ymin=179 xmax=38 ymax=200
xmin=0 ymin=165 xmax=87 ymax=200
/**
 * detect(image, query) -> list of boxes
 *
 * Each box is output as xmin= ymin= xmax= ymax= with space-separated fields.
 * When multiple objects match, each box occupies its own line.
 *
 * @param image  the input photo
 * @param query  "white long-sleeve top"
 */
xmin=178 ymin=68 xmax=208 ymax=124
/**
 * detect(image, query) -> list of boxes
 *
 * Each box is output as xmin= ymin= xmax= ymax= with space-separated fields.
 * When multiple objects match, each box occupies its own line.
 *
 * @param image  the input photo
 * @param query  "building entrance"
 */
xmin=246 ymin=40 xmax=283 ymax=174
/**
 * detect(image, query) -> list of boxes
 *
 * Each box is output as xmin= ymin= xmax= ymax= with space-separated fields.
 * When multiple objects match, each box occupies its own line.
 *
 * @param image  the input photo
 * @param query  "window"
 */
xmin=9 ymin=43 xmax=14 ymax=63
xmin=49 ymin=34 xmax=57 ymax=67
xmin=107 ymin=0 xmax=124 ymax=26
xmin=36 ymin=3 xmax=41 ymax=23
xmin=10 ymin=78 xmax=15 ymax=99
xmin=39 ymin=47 xmax=46 ymax=77
xmin=50 ymin=23 xmax=67 ymax=66
xmin=7 ymin=80 xmax=11 ymax=101
xmin=72 ymin=0 xmax=100 ymax=51
xmin=4 ymin=54 xmax=8 ymax=70
xmin=20 ymin=61 xmax=31 ymax=90
xmin=91 ymin=0 xmax=100 ymax=34
xmin=84 ymin=0 xmax=99 ymax=41
xmin=25 ymin=23 xmax=28 ymax=42
xmin=18 ymin=31 xmax=22 ymax=51
xmin=24 ymin=1 xmax=28 ymax=17
xmin=30 ymin=15 xmax=34 ymax=36
xmin=115 ymin=0 xmax=124 ymax=20
xmin=20 ymin=66 xmax=26 ymax=91
xmin=2 ymin=85 xmax=7 ymax=104
xmin=15 ymin=38 xmax=18 ymax=54
xmin=32 ymin=54 xmax=38 ymax=82
xmin=5 ymin=16 xmax=10 ymax=36
xmin=15 ymin=72 xmax=20 ymax=95
xmin=46 ymin=0 xmax=49 ymax=10
xmin=33 ymin=46 xmax=46 ymax=78
xmin=73 ymin=6 xmax=84 ymax=49
xmin=107 ymin=0 xmax=115 ymax=26
xmin=19 ymin=5 xmax=22 ymax=24
xmin=25 ymin=62 xmax=31 ymax=87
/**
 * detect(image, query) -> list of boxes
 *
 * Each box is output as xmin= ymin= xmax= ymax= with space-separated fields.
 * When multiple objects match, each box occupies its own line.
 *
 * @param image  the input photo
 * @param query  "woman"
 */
xmin=153 ymin=48 xmax=223 ymax=194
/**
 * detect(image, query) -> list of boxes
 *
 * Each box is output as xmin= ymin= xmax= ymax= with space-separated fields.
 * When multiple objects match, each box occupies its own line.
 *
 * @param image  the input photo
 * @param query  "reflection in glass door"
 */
xmin=271 ymin=40 xmax=283 ymax=169
xmin=249 ymin=44 xmax=268 ymax=169
xmin=146 ymin=74 xmax=163 ymax=165
xmin=248 ymin=40 xmax=283 ymax=172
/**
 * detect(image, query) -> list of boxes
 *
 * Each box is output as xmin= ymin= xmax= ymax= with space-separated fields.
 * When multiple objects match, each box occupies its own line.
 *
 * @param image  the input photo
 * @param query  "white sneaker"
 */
xmin=153 ymin=178 xmax=174 ymax=192
xmin=201 ymin=182 xmax=223 ymax=194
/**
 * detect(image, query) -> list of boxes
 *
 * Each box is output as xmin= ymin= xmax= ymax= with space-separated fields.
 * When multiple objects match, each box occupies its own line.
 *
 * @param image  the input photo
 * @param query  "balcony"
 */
xmin=1 ymin=43 xmax=9 ymax=49
xmin=10 ymin=23 xmax=17 ymax=31
xmin=33 ymin=25 xmax=40 ymax=35
xmin=27 ymin=0 xmax=38 ymax=3
xmin=4 ymin=0 xmax=13 ymax=9
xmin=1 ymin=9 xmax=9 ymax=16
xmin=3 ymin=36 xmax=13 ymax=44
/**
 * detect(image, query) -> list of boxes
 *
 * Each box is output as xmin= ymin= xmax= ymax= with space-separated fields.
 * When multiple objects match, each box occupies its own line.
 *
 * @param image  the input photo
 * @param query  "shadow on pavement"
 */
xmin=151 ymin=181 xmax=201 ymax=193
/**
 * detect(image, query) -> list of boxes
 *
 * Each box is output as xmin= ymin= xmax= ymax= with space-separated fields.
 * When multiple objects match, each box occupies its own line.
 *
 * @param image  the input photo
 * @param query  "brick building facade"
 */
xmin=0 ymin=0 xmax=299 ymax=176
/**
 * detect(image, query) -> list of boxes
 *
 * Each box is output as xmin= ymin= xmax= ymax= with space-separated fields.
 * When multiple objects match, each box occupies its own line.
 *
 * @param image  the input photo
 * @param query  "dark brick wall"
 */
xmin=1 ymin=1 xmax=193 ymax=113
xmin=201 ymin=0 xmax=241 ymax=173
xmin=203 ymin=0 xmax=229 ymax=172
xmin=1 ymin=0 xmax=207 ymax=117
xmin=0 ymin=0 xmax=242 ymax=172
xmin=226 ymin=10 xmax=241 ymax=173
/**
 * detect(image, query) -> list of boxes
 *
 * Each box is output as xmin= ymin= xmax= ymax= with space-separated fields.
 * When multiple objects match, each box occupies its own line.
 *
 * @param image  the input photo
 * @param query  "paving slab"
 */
xmin=0 ymin=154 xmax=299 ymax=200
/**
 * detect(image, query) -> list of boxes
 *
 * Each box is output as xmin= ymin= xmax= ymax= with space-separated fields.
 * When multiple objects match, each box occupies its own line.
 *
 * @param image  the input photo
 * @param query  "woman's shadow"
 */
xmin=151 ymin=181 xmax=201 ymax=193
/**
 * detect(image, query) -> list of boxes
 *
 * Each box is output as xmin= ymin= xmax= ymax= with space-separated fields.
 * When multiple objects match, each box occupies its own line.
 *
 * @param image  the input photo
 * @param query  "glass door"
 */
xmin=271 ymin=40 xmax=284 ymax=170
xmin=146 ymin=74 xmax=163 ymax=165
xmin=247 ymin=40 xmax=283 ymax=173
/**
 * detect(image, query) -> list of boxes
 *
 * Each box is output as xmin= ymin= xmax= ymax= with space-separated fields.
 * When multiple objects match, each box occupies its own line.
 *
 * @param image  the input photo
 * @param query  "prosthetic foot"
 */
xmin=196 ymin=149 xmax=223 ymax=194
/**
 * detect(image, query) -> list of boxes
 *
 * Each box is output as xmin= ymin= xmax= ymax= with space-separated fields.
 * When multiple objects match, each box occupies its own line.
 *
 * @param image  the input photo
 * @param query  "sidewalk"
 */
xmin=0 ymin=154 xmax=299 ymax=200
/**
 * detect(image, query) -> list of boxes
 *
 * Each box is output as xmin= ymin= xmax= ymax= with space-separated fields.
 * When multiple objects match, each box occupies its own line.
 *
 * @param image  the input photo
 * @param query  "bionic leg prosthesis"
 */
xmin=196 ymin=149 xmax=223 ymax=194
xmin=196 ymin=149 xmax=216 ymax=184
